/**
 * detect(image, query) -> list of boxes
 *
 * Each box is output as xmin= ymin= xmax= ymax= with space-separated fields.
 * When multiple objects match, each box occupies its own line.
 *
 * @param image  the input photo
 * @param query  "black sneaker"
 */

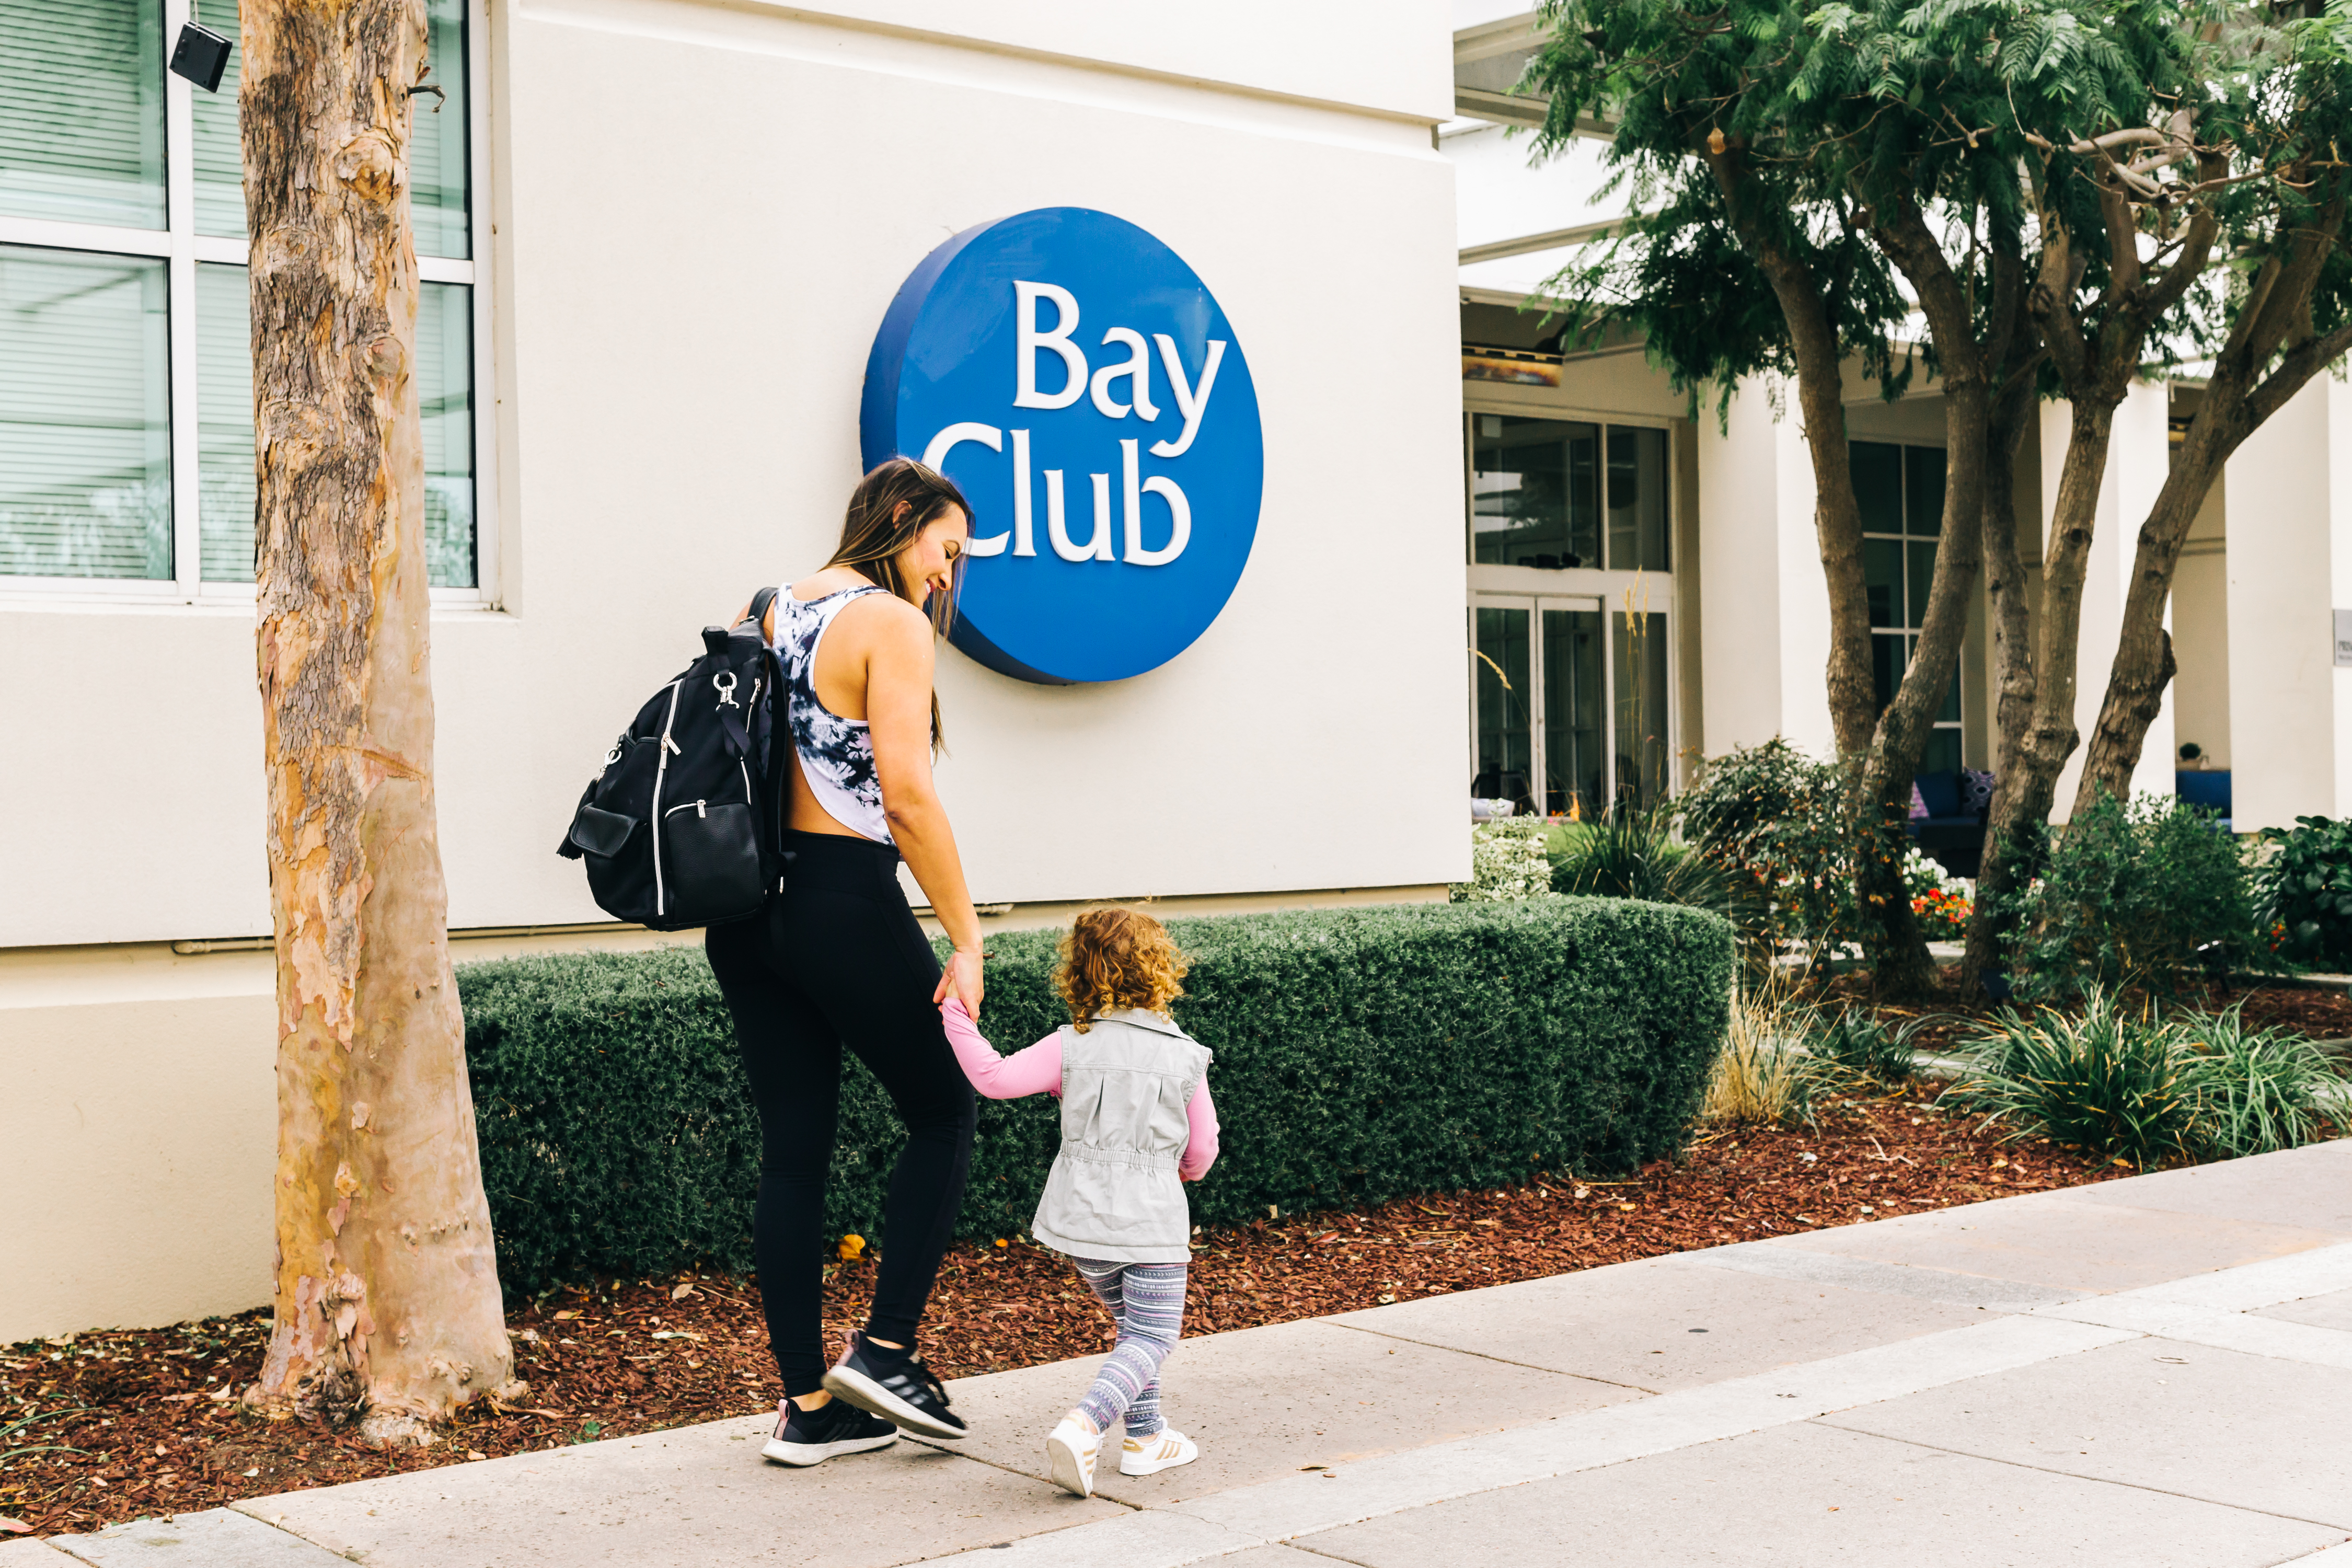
xmin=760 ymin=1396 xmax=898 ymax=1467
xmin=821 ymin=1331 xmax=970 ymax=1440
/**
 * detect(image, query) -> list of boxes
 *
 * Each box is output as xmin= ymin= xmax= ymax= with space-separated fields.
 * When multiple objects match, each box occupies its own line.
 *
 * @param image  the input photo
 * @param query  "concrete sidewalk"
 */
xmin=10 ymin=1140 xmax=2350 ymax=1568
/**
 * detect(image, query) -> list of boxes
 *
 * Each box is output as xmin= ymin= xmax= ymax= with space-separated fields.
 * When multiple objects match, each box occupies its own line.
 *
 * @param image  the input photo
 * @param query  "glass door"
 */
xmin=1472 ymin=594 xmax=1606 ymax=818
xmin=1544 ymin=604 xmax=1604 ymax=818
xmin=1472 ymin=599 xmax=1534 ymax=813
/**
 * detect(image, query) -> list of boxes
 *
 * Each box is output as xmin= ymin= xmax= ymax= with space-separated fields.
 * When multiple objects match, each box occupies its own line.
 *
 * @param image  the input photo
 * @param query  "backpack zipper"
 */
xmin=742 ymin=675 xmax=762 ymax=808
xmin=651 ymin=680 xmax=684 ymax=917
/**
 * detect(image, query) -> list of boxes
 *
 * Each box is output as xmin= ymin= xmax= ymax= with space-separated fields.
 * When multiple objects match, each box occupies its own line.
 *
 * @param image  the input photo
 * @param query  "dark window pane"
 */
xmin=1919 ymin=729 xmax=1962 ymax=775
xmin=1905 ymin=444 xmax=1947 ymax=535
xmin=1864 ymin=538 xmax=1902 ymax=628
xmin=1543 ymin=607 xmax=1604 ymax=819
xmin=1871 ymin=632 xmax=1905 ymax=715
xmin=1471 ymin=415 xmax=1597 ymax=568
xmin=1474 ymin=606 xmax=1533 ymax=812
xmin=1612 ymin=610 xmax=1669 ymax=806
xmin=1906 ymin=538 xmax=1938 ymax=630
xmin=1606 ymin=425 xmax=1668 ymax=570
xmin=1852 ymin=441 xmax=1903 ymax=534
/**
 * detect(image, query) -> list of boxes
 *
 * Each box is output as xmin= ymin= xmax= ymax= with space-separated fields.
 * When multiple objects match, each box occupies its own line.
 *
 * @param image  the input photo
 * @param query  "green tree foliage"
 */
xmin=1519 ymin=0 xmax=2352 ymax=998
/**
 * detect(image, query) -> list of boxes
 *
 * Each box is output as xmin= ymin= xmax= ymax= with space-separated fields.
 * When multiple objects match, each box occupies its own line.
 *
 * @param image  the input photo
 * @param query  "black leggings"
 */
xmin=704 ymin=832 xmax=976 ymax=1397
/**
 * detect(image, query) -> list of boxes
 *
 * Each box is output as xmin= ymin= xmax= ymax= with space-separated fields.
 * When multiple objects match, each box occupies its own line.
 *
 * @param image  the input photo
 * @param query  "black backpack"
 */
xmin=558 ymin=587 xmax=787 ymax=930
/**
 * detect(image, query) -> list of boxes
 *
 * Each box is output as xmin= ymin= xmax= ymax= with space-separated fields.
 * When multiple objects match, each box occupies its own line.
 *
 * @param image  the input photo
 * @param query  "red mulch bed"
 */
xmin=1 ymin=1075 xmax=2171 ymax=1542
xmin=1826 ymin=971 xmax=2352 ymax=1057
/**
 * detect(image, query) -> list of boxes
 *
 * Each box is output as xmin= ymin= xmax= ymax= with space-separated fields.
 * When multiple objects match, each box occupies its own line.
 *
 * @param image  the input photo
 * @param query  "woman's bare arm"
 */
xmin=864 ymin=600 xmax=985 ymax=1017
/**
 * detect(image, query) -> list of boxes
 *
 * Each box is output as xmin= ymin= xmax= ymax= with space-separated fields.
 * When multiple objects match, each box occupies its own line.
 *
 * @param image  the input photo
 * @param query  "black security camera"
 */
xmin=169 ymin=23 xmax=231 ymax=94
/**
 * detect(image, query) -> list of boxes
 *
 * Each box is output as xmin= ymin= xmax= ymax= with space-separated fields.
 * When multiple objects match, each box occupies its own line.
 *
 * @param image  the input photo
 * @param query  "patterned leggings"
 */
xmin=1071 ymin=1258 xmax=1187 ymax=1438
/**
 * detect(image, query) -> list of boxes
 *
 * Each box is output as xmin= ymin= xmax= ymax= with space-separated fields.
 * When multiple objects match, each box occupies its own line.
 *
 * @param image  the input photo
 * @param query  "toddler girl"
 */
xmin=940 ymin=906 xmax=1218 ymax=1498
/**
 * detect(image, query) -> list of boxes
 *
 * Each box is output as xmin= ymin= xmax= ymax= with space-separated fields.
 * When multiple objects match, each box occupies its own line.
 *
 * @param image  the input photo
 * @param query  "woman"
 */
xmin=706 ymin=458 xmax=987 ymax=1467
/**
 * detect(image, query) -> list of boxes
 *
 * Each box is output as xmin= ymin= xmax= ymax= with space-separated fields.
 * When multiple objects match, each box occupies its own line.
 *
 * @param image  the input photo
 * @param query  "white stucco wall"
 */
xmin=2227 ymin=377 xmax=2352 ymax=833
xmin=0 ymin=0 xmax=1465 ymax=1342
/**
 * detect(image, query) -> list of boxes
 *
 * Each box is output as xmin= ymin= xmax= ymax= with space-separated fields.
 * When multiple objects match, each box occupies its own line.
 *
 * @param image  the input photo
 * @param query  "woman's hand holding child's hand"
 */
xmin=933 ymin=947 xmax=984 ymax=1021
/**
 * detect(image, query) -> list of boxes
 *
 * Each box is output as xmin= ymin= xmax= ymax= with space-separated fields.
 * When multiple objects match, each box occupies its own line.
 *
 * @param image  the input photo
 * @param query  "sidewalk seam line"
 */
xmin=1319 ymin=1321 xmax=1665 ymax=1396
xmin=1808 ymin=1419 xmax=2352 ymax=1534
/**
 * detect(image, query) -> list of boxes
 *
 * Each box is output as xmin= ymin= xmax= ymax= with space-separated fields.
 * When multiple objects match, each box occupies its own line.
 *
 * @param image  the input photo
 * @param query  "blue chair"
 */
xmin=2176 ymin=770 xmax=2231 ymax=833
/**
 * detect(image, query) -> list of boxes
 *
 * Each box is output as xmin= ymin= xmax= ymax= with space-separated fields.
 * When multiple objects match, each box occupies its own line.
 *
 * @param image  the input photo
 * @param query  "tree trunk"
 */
xmin=1984 ymin=395 xmax=2116 ymax=874
xmin=1855 ymin=195 xmax=1990 ymax=997
xmin=2074 ymin=183 xmax=2352 ymax=808
xmin=1702 ymin=147 xmax=1877 ymax=759
xmin=1957 ymin=364 xmax=2039 ymax=992
xmin=244 ymin=0 xmax=516 ymax=1445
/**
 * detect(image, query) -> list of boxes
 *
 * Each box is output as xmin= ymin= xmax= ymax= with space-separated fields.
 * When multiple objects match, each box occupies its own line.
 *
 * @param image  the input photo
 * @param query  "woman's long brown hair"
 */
xmin=825 ymin=458 xmax=972 ymax=749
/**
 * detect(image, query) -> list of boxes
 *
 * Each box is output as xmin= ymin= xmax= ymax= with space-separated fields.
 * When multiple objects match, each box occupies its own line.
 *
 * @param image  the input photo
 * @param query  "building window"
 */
xmin=1469 ymin=415 xmax=1668 ymax=571
xmin=0 ymin=0 xmax=484 ymax=597
xmin=1855 ymin=440 xmax=1961 ymax=774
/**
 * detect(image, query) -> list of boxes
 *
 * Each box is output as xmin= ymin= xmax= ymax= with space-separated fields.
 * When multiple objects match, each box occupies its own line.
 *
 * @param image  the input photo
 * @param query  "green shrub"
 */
xmin=2174 ymin=1007 xmax=2342 ymax=1159
xmin=1810 ymin=1008 xmax=1921 ymax=1085
xmin=2255 ymin=814 xmax=2352 ymax=967
xmin=460 ymin=897 xmax=1736 ymax=1294
xmin=1680 ymin=740 xmax=1859 ymax=969
xmin=1957 ymin=990 xmax=2197 ymax=1168
xmin=1450 ymin=818 xmax=1553 ymax=902
xmin=2010 ymin=790 xmax=2259 ymax=1000
xmin=1549 ymin=802 xmax=1739 ymax=918
xmin=1956 ymin=990 xmax=2344 ymax=1167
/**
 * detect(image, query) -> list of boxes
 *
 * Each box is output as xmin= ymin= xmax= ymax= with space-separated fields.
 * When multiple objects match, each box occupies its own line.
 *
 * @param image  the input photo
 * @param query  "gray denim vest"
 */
xmin=1028 ymin=1008 xmax=1212 ymax=1265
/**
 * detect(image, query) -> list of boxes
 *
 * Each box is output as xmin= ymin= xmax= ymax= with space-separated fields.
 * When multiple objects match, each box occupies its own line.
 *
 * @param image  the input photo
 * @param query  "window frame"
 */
xmin=1854 ymin=438 xmax=1962 ymax=760
xmin=0 ymin=0 xmax=495 ymax=609
xmin=1463 ymin=406 xmax=1675 ymax=580
xmin=1463 ymin=399 xmax=1679 ymax=812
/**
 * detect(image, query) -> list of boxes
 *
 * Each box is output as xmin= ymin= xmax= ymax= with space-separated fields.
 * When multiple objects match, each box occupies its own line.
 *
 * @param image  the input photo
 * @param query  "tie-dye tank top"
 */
xmin=771 ymin=585 xmax=892 ymax=844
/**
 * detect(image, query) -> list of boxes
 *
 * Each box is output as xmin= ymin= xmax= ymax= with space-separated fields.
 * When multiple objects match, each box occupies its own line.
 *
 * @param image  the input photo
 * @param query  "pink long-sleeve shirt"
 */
xmin=940 ymin=1000 xmax=1219 ymax=1181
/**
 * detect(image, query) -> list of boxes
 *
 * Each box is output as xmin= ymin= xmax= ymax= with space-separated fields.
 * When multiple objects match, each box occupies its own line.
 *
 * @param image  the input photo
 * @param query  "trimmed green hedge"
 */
xmin=459 ymin=897 xmax=1734 ymax=1294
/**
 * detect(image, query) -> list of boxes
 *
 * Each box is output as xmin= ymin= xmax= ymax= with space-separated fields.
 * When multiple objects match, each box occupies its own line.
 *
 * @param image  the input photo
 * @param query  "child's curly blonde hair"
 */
xmin=1055 ymin=906 xmax=1187 ymax=1032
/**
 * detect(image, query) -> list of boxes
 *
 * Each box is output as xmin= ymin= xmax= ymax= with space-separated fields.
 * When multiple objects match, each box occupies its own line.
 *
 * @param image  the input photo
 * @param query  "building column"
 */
xmin=1696 ymin=375 xmax=1836 ymax=760
xmin=2226 ymin=376 xmax=2352 ymax=831
xmin=2050 ymin=382 xmax=2174 ymax=816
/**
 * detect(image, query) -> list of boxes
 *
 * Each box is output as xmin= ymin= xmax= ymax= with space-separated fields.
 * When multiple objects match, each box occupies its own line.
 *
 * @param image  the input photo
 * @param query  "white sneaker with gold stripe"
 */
xmin=1119 ymin=1425 xmax=1198 ymax=1477
xmin=1045 ymin=1413 xmax=1104 ymax=1497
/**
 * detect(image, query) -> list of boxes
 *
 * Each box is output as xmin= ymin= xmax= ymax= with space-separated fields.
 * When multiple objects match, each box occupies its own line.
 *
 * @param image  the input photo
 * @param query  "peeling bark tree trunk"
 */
xmin=244 ymin=0 xmax=516 ymax=1445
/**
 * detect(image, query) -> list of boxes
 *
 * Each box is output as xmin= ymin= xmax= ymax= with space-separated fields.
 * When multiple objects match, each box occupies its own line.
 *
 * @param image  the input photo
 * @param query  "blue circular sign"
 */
xmin=861 ymin=207 xmax=1263 ymax=685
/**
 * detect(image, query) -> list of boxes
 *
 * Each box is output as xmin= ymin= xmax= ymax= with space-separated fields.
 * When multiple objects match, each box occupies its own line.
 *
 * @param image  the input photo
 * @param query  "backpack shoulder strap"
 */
xmin=745 ymin=585 xmax=781 ymax=637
